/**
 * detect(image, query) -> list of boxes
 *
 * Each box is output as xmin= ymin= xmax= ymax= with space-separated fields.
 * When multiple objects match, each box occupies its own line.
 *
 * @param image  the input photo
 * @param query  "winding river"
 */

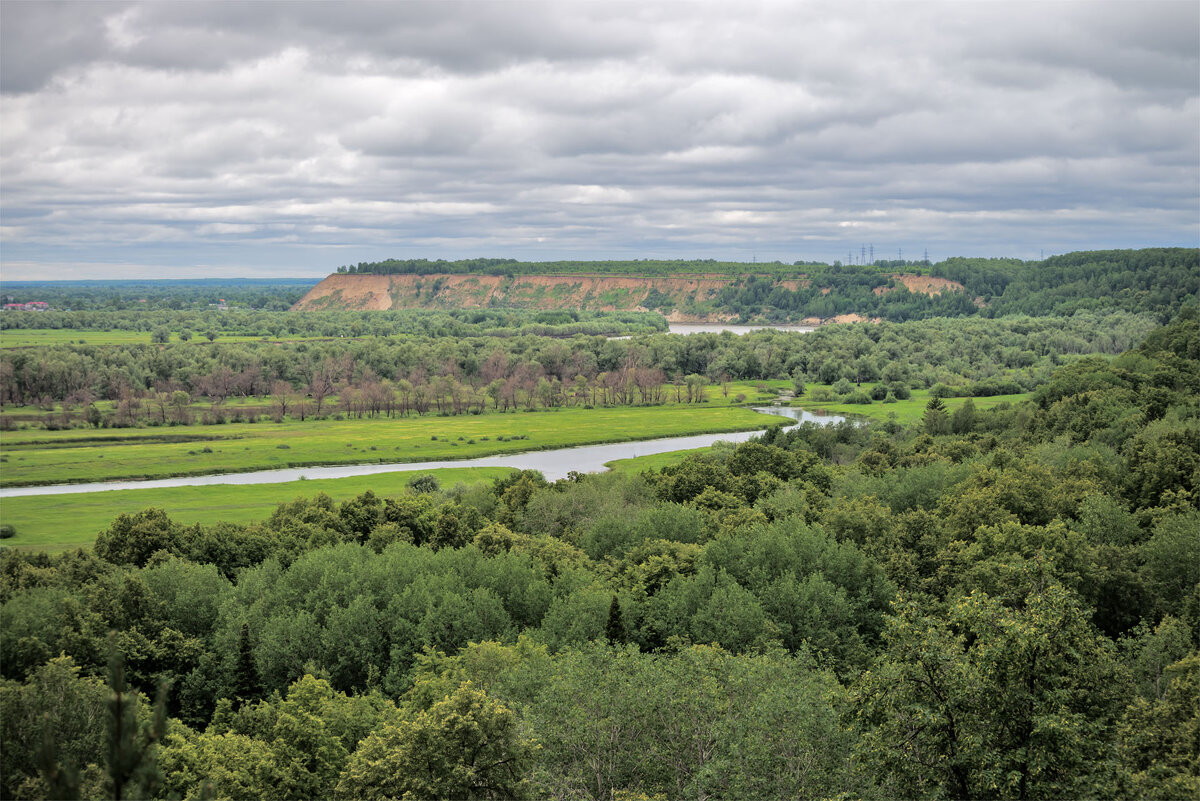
xmin=0 ymin=407 xmax=844 ymax=498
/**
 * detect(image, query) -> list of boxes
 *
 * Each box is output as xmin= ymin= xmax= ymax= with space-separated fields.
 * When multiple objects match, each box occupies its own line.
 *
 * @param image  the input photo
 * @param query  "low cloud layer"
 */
xmin=2 ymin=0 xmax=1197 ymax=278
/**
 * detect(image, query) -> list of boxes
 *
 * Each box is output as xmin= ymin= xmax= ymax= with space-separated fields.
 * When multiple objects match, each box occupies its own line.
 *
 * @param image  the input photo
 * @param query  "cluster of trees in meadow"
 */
xmin=2 ymin=309 xmax=1196 ymax=799
xmin=0 ymin=313 xmax=1156 ymax=428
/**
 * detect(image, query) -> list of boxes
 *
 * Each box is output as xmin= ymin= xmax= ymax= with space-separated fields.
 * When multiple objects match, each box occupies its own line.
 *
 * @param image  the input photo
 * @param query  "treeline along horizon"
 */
xmin=334 ymin=248 xmax=1198 ymax=321
xmin=3 ymin=248 xmax=1195 ymax=322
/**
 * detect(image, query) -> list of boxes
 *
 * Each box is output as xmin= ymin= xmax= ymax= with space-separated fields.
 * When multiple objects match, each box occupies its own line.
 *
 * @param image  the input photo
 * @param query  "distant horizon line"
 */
xmin=3 ymin=245 xmax=1196 ymax=283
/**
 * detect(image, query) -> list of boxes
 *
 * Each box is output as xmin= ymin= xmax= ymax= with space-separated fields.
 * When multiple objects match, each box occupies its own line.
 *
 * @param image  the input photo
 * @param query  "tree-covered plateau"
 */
xmin=333 ymin=248 xmax=1198 ymax=322
xmin=2 ymin=307 xmax=1197 ymax=800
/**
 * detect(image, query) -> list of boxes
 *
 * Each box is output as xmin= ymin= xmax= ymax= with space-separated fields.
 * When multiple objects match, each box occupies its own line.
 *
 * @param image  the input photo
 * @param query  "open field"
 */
xmin=1 ymin=447 xmax=733 ymax=553
xmin=0 ymin=466 xmax=514 ymax=553
xmin=793 ymin=386 xmax=1030 ymax=424
xmin=605 ymin=449 xmax=701 ymax=474
xmin=0 ymin=445 xmax=724 ymax=553
xmin=0 ymin=403 xmax=781 ymax=487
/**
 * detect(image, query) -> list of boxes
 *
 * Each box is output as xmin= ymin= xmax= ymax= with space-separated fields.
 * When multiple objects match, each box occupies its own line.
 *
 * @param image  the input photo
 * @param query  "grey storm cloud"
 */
xmin=1 ymin=0 xmax=1196 ymax=279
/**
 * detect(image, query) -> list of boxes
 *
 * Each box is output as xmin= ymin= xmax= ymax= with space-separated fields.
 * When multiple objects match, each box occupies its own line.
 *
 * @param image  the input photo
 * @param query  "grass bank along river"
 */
xmin=0 ymin=407 xmax=840 ymax=497
xmin=0 ymin=402 xmax=802 ymax=489
xmin=0 ymin=407 xmax=843 ymax=551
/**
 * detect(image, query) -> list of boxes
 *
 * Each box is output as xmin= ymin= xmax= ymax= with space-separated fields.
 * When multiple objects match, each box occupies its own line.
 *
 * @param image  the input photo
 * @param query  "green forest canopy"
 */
xmin=1 ymin=307 xmax=1197 ymax=800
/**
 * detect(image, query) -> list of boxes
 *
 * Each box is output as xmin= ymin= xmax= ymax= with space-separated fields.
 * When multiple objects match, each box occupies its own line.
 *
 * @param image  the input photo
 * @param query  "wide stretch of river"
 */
xmin=0 ymin=407 xmax=844 ymax=498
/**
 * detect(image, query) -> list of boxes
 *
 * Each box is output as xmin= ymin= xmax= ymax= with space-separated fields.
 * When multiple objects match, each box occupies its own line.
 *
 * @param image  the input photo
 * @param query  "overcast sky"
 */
xmin=1 ymin=0 xmax=1197 ymax=279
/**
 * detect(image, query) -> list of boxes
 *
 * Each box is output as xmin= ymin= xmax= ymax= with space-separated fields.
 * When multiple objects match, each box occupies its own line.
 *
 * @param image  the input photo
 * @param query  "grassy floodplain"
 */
xmin=0 ymin=379 xmax=1029 ymax=550
xmin=0 ymin=467 xmax=514 ymax=553
xmin=0 ymin=444 xmax=722 ymax=553
xmin=792 ymin=385 xmax=1030 ymax=423
xmin=0 ymin=402 xmax=782 ymax=488
xmin=1 ymin=447 xmax=720 ymax=553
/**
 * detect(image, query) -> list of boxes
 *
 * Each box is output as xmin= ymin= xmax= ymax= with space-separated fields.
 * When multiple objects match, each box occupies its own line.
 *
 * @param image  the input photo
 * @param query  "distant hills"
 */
xmin=295 ymin=249 xmax=1198 ymax=323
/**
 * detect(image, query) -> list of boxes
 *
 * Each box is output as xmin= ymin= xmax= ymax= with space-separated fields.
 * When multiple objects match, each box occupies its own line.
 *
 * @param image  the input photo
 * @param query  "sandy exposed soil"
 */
xmin=874 ymin=274 xmax=966 ymax=296
xmin=294 ymin=273 xmax=895 ymax=326
xmin=294 ymin=273 xmax=732 ymax=312
xmin=829 ymin=313 xmax=883 ymax=324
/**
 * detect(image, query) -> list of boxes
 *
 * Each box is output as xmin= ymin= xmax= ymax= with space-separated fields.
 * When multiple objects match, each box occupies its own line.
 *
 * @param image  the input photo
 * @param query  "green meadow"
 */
xmin=0 ymin=466 xmax=515 ymax=553
xmin=0 ymin=403 xmax=780 ymax=487
xmin=0 ymin=448 xmax=722 ymax=553
xmin=0 ymin=449 xmax=723 ymax=553
xmin=0 ymin=379 xmax=1033 ymax=551
xmin=793 ymin=386 xmax=1030 ymax=424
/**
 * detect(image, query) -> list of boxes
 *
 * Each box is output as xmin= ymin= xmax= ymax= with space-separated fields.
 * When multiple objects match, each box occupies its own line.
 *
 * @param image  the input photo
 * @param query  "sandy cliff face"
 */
xmin=292 ymin=273 xmax=733 ymax=312
xmin=293 ymin=272 xmax=965 ymax=320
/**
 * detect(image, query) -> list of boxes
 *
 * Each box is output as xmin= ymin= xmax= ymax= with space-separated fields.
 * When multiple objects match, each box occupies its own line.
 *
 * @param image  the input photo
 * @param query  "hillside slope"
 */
xmin=292 ymin=272 xmax=964 ymax=321
xmin=293 ymin=273 xmax=735 ymax=317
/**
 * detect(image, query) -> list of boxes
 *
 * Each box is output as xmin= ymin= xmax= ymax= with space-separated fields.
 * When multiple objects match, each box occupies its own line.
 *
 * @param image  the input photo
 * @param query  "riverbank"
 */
xmin=0 ymin=399 xmax=789 ymax=488
xmin=0 ymin=407 xmax=843 ymax=551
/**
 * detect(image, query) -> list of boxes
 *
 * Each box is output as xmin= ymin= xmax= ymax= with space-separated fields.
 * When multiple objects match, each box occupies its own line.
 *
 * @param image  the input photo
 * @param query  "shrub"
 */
xmin=929 ymin=383 xmax=963 ymax=398
xmin=407 ymin=474 xmax=440 ymax=493
xmin=0 ymin=524 xmax=15 ymax=539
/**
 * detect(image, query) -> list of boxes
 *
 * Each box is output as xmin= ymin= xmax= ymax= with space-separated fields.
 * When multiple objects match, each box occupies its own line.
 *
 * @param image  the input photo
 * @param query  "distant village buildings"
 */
xmin=2 ymin=301 xmax=49 ymax=311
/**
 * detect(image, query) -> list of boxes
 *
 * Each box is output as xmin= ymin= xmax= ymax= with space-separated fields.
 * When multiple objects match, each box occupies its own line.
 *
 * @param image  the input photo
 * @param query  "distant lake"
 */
xmin=667 ymin=323 xmax=817 ymax=335
xmin=0 ymin=407 xmax=844 ymax=497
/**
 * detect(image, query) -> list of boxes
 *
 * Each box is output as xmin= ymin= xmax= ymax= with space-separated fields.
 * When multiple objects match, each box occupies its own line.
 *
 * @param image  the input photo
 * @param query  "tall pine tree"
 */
xmin=605 ymin=596 xmax=625 ymax=645
xmin=233 ymin=623 xmax=262 ymax=708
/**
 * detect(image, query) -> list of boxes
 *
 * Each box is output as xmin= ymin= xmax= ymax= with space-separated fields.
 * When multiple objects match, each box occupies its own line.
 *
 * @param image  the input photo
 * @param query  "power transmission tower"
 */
xmin=869 ymin=244 xmax=874 ymax=264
